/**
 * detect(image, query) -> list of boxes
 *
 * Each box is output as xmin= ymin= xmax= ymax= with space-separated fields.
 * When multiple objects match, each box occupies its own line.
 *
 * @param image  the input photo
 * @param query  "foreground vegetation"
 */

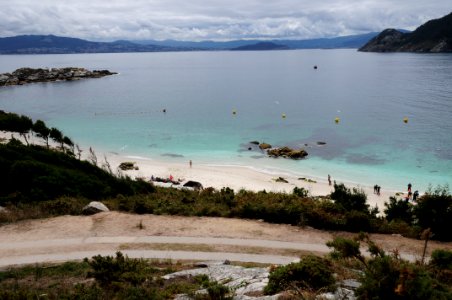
xmin=1 ymin=239 xmax=451 ymax=299
xmin=1 ymin=110 xmax=451 ymax=242
xmin=0 ymin=252 xmax=231 ymax=299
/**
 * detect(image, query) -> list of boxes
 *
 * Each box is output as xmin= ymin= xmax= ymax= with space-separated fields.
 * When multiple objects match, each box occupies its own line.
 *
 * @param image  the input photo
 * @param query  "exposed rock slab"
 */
xmin=0 ymin=67 xmax=116 ymax=87
xmin=164 ymin=261 xmax=278 ymax=299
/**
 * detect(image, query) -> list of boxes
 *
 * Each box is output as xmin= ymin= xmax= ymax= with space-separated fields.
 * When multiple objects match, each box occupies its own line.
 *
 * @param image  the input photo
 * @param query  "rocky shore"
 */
xmin=0 ymin=67 xmax=117 ymax=87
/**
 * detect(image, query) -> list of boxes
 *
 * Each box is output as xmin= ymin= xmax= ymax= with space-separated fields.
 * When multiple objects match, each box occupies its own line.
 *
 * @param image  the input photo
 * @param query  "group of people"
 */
xmin=407 ymin=183 xmax=419 ymax=201
xmin=373 ymin=184 xmax=381 ymax=195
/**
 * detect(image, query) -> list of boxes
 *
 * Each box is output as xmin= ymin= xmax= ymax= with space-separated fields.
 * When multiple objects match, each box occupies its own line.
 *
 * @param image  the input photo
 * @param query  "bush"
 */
xmin=430 ymin=249 xmax=452 ymax=270
xmin=86 ymin=251 xmax=154 ymax=289
xmin=413 ymin=185 xmax=452 ymax=241
xmin=264 ymin=255 xmax=335 ymax=294
xmin=384 ymin=196 xmax=414 ymax=224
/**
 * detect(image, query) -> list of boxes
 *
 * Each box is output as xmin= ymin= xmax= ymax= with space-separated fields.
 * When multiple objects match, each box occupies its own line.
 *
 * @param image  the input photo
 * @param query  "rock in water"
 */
xmin=82 ymin=201 xmax=109 ymax=215
xmin=0 ymin=67 xmax=117 ymax=87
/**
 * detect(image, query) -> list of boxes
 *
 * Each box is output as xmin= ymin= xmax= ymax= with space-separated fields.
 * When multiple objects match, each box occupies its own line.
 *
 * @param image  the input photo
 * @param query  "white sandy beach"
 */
xmin=1 ymin=131 xmax=403 ymax=211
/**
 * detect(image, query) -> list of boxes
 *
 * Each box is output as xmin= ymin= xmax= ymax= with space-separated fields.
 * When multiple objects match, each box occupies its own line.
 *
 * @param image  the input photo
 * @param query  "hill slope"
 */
xmin=0 ymin=35 xmax=179 ymax=54
xmin=359 ymin=12 xmax=452 ymax=52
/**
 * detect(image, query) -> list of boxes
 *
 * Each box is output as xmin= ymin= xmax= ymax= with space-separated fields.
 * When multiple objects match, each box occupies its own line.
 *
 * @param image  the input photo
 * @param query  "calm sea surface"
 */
xmin=0 ymin=50 xmax=451 ymax=191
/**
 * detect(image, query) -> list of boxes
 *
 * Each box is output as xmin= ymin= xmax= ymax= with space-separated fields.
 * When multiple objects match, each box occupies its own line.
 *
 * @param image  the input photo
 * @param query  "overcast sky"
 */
xmin=1 ymin=1 xmax=450 ymax=41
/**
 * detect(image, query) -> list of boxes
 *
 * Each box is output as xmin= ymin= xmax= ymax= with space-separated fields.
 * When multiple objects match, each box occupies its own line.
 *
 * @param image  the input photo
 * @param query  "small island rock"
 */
xmin=0 ymin=67 xmax=117 ymax=87
xmin=267 ymin=146 xmax=308 ymax=159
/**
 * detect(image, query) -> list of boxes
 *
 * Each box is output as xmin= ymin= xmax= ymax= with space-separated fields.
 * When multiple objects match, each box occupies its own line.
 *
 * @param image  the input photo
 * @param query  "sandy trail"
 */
xmin=1 ymin=212 xmax=450 ymax=268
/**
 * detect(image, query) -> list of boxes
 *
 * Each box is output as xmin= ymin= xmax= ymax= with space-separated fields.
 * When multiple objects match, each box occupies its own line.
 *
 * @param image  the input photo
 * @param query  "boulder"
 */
xmin=82 ymin=201 xmax=109 ymax=215
xmin=259 ymin=143 xmax=272 ymax=150
xmin=119 ymin=161 xmax=137 ymax=171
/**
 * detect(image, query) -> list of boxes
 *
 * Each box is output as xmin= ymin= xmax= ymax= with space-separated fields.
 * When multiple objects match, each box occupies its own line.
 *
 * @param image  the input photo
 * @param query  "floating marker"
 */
xmin=282 ymin=113 xmax=286 ymax=119
xmin=335 ymin=117 xmax=340 ymax=123
xmin=403 ymin=117 xmax=408 ymax=123
xmin=232 ymin=109 xmax=237 ymax=115
xmin=313 ymin=65 xmax=318 ymax=70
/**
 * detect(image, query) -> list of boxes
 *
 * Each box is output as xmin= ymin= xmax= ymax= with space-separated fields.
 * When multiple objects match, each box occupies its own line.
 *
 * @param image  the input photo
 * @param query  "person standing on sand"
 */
xmin=189 ymin=160 xmax=192 ymax=168
xmin=328 ymin=174 xmax=331 ymax=186
xmin=377 ymin=185 xmax=381 ymax=196
xmin=408 ymin=183 xmax=412 ymax=193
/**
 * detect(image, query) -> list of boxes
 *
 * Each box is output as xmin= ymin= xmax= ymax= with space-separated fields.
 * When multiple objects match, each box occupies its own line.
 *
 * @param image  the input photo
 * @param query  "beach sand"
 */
xmin=1 ymin=131 xmax=402 ymax=211
xmin=105 ymin=152 xmax=398 ymax=211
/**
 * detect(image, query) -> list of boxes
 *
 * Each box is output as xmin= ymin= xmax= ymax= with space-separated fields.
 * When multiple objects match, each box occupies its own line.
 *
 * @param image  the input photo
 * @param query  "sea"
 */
xmin=0 ymin=49 xmax=451 ymax=192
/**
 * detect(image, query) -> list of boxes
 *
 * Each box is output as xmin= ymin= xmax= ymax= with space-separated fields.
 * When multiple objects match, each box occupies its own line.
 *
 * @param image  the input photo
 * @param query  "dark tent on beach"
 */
xmin=183 ymin=180 xmax=203 ymax=191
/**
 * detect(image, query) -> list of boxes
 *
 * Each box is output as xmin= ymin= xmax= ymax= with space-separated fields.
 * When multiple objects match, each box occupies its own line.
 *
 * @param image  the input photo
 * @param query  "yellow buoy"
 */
xmin=282 ymin=113 xmax=286 ymax=119
xmin=335 ymin=117 xmax=340 ymax=123
xmin=403 ymin=117 xmax=408 ymax=123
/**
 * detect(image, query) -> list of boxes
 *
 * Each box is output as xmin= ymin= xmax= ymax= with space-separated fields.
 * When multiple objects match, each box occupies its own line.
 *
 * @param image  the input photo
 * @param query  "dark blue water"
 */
xmin=0 ymin=50 xmax=451 ymax=191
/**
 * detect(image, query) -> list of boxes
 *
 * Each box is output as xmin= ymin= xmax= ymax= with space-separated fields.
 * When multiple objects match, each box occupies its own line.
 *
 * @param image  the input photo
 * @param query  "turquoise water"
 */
xmin=0 ymin=50 xmax=451 ymax=191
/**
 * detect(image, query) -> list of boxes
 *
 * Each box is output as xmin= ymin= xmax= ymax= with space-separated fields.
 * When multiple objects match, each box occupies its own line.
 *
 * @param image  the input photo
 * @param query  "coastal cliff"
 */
xmin=0 ymin=67 xmax=116 ymax=87
xmin=359 ymin=12 xmax=452 ymax=52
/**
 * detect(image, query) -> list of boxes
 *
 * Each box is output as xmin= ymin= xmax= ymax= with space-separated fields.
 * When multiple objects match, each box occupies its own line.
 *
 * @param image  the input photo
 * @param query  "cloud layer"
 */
xmin=1 ymin=0 xmax=450 ymax=41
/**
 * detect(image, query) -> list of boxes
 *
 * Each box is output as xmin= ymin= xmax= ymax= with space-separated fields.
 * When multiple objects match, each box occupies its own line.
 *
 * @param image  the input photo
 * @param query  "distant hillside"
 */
xmin=134 ymin=32 xmax=380 ymax=50
xmin=0 ymin=31 xmax=380 ymax=54
xmin=231 ymin=42 xmax=289 ymax=51
xmin=359 ymin=12 xmax=452 ymax=52
xmin=0 ymin=35 xmax=182 ymax=54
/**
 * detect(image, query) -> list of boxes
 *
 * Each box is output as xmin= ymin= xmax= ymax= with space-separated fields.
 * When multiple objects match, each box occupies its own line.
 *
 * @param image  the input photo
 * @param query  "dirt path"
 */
xmin=0 ymin=212 xmax=450 ymax=268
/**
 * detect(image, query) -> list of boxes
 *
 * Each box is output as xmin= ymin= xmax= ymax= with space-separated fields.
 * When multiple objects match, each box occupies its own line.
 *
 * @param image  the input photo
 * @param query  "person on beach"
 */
xmin=189 ymin=160 xmax=192 ymax=168
xmin=413 ymin=190 xmax=419 ymax=201
xmin=374 ymin=184 xmax=377 ymax=194
xmin=328 ymin=174 xmax=331 ymax=186
xmin=376 ymin=185 xmax=381 ymax=196
xmin=408 ymin=183 xmax=412 ymax=193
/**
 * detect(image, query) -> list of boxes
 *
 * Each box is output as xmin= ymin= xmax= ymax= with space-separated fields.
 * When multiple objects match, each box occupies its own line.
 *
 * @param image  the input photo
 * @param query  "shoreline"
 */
xmin=104 ymin=151 xmax=399 ymax=211
xmin=1 ymin=130 xmax=405 ymax=211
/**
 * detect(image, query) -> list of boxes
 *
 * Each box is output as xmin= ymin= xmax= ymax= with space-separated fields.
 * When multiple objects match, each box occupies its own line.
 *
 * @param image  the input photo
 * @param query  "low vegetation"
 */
xmin=0 ymin=110 xmax=451 ymax=243
xmin=0 ymin=252 xmax=231 ymax=299
xmin=326 ymin=234 xmax=452 ymax=300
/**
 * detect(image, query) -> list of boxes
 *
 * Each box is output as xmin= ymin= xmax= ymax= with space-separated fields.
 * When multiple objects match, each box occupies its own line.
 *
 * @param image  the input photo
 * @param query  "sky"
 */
xmin=0 ymin=0 xmax=450 ymax=41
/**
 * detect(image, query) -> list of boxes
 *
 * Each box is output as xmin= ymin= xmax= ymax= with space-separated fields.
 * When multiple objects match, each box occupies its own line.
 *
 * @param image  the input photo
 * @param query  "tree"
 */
xmin=330 ymin=182 xmax=369 ymax=212
xmin=50 ymin=127 xmax=64 ymax=150
xmin=0 ymin=112 xmax=33 ymax=145
xmin=32 ymin=120 xmax=51 ymax=148
xmin=384 ymin=196 xmax=414 ymax=224
xmin=63 ymin=136 xmax=74 ymax=152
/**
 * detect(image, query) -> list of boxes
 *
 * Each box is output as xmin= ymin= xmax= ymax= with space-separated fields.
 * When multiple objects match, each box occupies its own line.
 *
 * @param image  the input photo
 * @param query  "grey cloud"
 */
xmin=0 ymin=0 xmax=450 ymax=41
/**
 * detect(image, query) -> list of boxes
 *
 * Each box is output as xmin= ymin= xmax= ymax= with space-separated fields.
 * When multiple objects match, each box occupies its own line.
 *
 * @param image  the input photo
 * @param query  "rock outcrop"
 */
xmin=0 ymin=67 xmax=117 ymax=87
xmin=267 ymin=146 xmax=308 ymax=159
xmin=82 ymin=201 xmax=110 ymax=215
xmin=164 ymin=261 xmax=279 ymax=299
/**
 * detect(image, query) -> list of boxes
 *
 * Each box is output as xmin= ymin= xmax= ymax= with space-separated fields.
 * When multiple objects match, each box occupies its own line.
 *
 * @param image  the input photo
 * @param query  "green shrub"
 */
xmin=331 ymin=183 xmax=368 ymax=212
xmin=413 ymin=185 xmax=452 ymax=241
xmin=264 ymin=255 xmax=335 ymax=294
xmin=86 ymin=251 xmax=155 ymax=288
xmin=430 ymin=249 xmax=452 ymax=270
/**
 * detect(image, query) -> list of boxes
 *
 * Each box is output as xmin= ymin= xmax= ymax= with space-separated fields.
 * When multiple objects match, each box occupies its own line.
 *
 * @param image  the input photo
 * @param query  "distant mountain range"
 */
xmin=0 ymin=32 xmax=381 ymax=54
xmin=359 ymin=12 xmax=452 ymax=52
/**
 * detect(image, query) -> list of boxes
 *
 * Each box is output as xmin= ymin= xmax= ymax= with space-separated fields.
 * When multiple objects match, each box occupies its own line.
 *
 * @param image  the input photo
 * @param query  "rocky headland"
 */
xmin=359 ymin=12 xmax=452 ymax=52
xmin=0 ymin=67 xmax=117 ymax=87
